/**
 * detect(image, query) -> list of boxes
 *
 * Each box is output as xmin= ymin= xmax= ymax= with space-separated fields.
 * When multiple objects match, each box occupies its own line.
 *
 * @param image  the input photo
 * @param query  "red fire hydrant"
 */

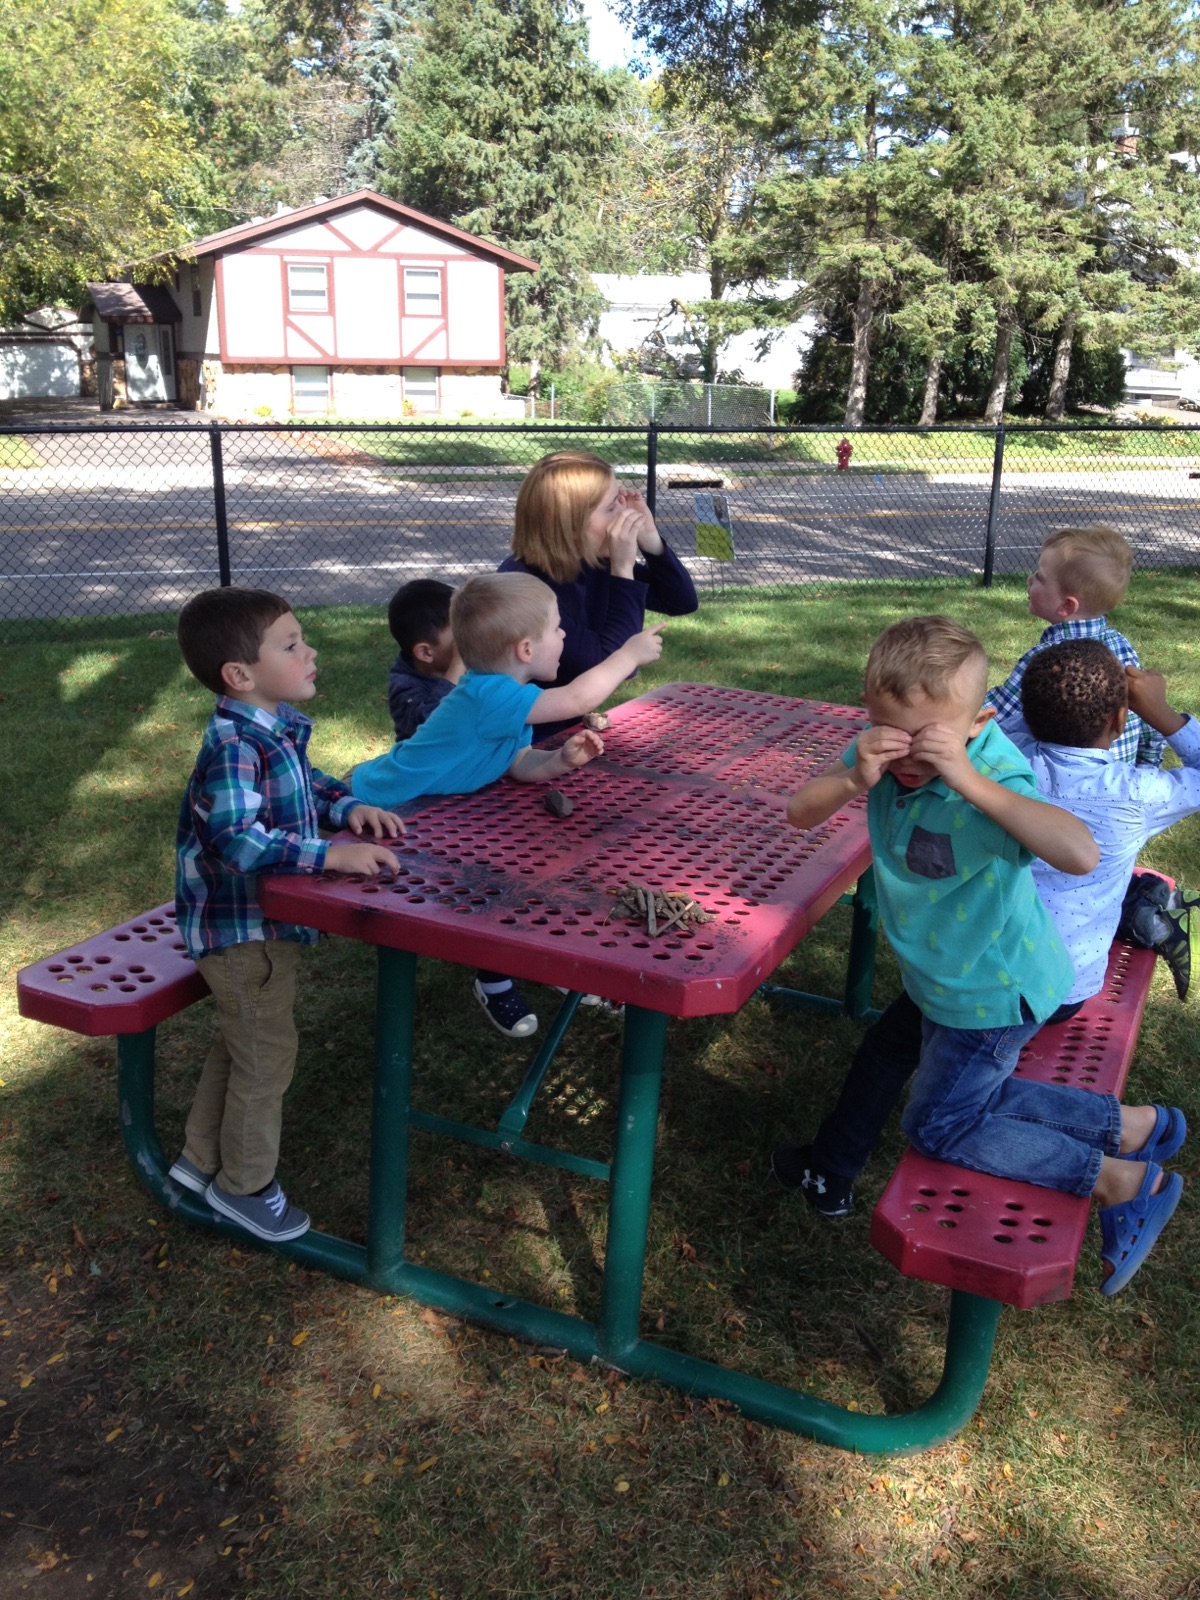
xmin=835 ymin=437 xmax=853 ymax=471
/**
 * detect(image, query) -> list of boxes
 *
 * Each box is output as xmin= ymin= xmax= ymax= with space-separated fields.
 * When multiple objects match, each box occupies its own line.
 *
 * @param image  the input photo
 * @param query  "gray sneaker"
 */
xmin=205 ymin=1179 xmax=311 ymax=1241
xmin=168 ymin=1154 xmax=216 ymax=1195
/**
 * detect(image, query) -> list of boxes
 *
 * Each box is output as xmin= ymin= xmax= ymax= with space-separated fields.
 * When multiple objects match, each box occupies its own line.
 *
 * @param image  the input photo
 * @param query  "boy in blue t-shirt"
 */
xmin=781 ymin=615 xmax=1184 ymax=1295
xmin=352 ymin=571 xmax=664 ymax=1032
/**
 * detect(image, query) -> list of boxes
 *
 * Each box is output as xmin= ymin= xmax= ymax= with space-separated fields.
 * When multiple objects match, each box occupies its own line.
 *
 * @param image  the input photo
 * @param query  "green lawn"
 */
xmin=319 ymin=419 xmax=1200 ymax=475
xmin=2 ymin=576 xmax=1199 ymax=1599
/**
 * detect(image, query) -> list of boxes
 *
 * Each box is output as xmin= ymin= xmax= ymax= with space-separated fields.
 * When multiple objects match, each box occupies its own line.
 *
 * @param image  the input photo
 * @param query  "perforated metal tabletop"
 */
xmin=260 ymin=682 xmax=873 ymax=1015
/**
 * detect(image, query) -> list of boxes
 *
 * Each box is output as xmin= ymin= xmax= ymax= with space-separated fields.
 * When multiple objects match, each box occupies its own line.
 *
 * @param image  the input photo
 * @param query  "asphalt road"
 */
xmin=4 ymin=426 xmax=1200 ymax=619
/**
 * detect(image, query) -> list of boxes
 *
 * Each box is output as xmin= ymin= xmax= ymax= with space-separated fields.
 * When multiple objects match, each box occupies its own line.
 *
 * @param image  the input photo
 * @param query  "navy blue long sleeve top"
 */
xmin=498 ymin=542 xmax=698 ymax=737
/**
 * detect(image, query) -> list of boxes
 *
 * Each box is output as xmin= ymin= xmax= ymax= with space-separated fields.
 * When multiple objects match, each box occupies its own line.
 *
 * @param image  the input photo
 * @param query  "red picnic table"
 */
xmin=20 ymin=682 xmax=1015 ymax=1450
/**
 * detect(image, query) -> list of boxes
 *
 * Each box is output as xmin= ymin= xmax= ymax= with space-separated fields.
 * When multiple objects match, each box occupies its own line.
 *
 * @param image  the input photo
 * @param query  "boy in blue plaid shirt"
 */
xmin=171 ymin=587 xmax=402 ymax=1242
xmin=983 ymin=525 xmax=1191 ymax=984
xmin=985 ymin=525 xmax=1165 ymax=768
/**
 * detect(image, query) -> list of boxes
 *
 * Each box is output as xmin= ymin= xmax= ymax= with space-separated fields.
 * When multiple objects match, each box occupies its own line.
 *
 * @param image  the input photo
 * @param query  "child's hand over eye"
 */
xmin=324 ymin=841 xmax=401 ymax=876
xmin=908 ymin=722 xmax=973 ymax=789
xmin=854 ymin=724 xmax=912 ymax=788
xmin=346 ymin=803 xmax=405 ymax=839
xmin=559 ymin=729 xmax=604 ymax=769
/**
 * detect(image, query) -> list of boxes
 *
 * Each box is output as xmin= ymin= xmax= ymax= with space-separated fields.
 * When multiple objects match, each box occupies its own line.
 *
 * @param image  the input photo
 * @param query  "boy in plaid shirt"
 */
xmin=172 ymin=587 xmax=402 ymax=1241
xmin=985 ymin=525 xmax=1165 ymax=768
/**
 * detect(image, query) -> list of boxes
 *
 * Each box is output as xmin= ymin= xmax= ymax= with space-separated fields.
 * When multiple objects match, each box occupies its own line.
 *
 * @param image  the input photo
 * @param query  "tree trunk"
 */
xmin=843 ymin=87 xmax=879 ymax=431
xmin=984 ymin=306 xmax=1015 ymax=425
xmin=918 ymin=352 xmax=942 ymax=427
xmin=1044 ymin=315 xmax=1076 ymax=420
xmin=843 ymin=278 xmax=875 ymax=428
xmin=529 ymin=357 xmax=541 ymax=397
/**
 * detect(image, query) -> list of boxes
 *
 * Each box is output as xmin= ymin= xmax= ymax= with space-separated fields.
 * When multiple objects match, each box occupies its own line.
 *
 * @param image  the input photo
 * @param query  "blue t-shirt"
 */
xmin=351 ymin=671 xmax=542 ymax=808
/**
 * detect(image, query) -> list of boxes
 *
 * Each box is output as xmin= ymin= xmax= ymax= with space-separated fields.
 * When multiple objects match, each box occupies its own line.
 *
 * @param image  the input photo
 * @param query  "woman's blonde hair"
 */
xmin=450 ymin=572 xmax=555 ymax=672
xmin=512 ymin=451 xmax=615 ymax=585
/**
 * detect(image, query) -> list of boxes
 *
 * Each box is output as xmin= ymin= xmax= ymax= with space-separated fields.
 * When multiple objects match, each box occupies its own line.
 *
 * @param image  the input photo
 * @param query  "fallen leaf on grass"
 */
xmin=415 ymin=1456 xmax=439 ymax=1474
xmin=291 ymin=1331 xmax=309 ymax=1347
xmin=147 ymin=1574 xmax=163 ymax=1589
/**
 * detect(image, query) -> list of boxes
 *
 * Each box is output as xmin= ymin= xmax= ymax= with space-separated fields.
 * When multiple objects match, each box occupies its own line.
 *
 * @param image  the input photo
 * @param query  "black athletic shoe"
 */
xmin=770 ymin=1143 xmax=854 ymax=1218
xmin=1154 ymin=905 xmax=1197 ymax=1002
xmin=472 ymin=978 xmax=539 ymax=1038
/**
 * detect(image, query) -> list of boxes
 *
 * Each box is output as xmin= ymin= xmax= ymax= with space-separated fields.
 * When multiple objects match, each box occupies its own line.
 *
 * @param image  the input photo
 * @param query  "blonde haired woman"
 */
xmin=499 ymin=451 xmax=697 ymax=734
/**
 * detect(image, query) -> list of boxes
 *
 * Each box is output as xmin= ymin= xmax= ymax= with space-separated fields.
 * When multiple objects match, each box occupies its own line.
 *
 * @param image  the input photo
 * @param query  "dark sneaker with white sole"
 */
xmin=1155 ymin=904 xmax=1198 ymax=1001
xmin=168 ymin=1154 xmax=216 ymax=1195
xmin=473 ymin=978 xmax=538 ymax=1038
xmin=206 ymin=1179 xmax=311 ymax=1241
xmin=770 ymin=1143 xmax=855 ymax=1218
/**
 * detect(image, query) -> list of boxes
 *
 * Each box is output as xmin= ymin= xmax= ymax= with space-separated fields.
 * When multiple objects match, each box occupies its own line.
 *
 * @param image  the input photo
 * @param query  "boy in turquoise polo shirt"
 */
xmin=784 ymin=615 xmax=1185 ymax=1295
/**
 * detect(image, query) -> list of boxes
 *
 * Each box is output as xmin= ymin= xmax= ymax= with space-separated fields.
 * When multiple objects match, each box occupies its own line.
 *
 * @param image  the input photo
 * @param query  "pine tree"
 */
xmin=346 ymin=0 xmax=424 ymax=188
xmin=378 ymin=0 xmax=617 ymax=376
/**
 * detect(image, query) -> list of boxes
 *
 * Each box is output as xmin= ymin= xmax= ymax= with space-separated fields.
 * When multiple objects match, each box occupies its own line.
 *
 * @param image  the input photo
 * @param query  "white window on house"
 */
xmin=293 ymin=366 xmax=331 ymax=413
xmin=287 ymin=262 xmax=329 ymax=313
xmin=403 ymin=367 xmax=439 ymax=412
xmin=403 ymin=268 xmax=442 ymax=316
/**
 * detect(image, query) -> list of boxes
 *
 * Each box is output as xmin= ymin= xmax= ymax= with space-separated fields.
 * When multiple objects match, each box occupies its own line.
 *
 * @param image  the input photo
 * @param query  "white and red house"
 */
xmin=84 ymin=190 xmax=538 ymax=418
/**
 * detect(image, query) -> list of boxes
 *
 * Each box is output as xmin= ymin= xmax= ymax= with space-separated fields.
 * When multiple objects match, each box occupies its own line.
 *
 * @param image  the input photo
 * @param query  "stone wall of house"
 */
xmin=438 ymin=371 xmax=505 ymax=416
xmin=97 ymin=356 xmax=128 ymax=410
xmin=203 ymin=361 xmax=507 ymax=420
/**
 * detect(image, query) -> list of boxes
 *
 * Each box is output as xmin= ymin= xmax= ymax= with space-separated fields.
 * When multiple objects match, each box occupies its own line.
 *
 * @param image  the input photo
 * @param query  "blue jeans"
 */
xmin=901 ymin=1007 xmax=1121 ymax=1196
xmin=812 ymin=992 xmax=1090 ymax=1184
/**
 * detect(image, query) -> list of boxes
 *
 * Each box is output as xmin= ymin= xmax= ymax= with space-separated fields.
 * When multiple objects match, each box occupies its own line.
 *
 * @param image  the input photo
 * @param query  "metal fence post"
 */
xmin=209 ymin=422 xmax=232 ymax=587
xmin=646 ymin=422 xmax=658 ymax=516
xmin=982 ymin=423 xmax=1005 ymax=588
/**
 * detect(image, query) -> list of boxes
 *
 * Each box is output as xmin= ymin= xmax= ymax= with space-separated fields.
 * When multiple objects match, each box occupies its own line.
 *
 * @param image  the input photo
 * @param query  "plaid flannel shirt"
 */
xmin=175 ymin=696 xmax=357 ymax=958
xmin=984 ymin=617 xmax=1166 ymax=768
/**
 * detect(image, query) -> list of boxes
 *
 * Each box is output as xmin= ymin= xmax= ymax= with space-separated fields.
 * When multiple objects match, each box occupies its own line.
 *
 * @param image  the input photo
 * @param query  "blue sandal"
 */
xmin=1099 ymin=1162 xmax=1184 ymax=1297
xmin=1119 ymin=1104 xmax=1187 ymax=1165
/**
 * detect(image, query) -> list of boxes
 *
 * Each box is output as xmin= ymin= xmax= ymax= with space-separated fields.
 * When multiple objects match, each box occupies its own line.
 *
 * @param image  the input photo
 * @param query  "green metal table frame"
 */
xmin=116 ymin=868 xmax=1001 ymax=1456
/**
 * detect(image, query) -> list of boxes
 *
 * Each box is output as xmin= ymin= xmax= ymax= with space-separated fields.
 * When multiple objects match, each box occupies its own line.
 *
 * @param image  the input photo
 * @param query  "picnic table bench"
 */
xmin=871 ymin=938 xmax=1158 ymax=1307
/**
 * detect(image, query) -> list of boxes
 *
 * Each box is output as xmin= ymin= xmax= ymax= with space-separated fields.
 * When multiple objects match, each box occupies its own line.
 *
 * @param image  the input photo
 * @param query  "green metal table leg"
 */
xmin=117 ymin=1030 xmax=371 ymax=1281
xmin=368 ymin=946 xmax=417 ymax=1283
xmin=113 ymin=976 xmax=1000 ymax=1454
xmin=598 ymin=1003 xmax=670 ymax=1363
xmin=497 ymin=989 xmax=584 ymax=1140
xmin=843 ymin=866 xmax=879 ymax=1020
xmin=617 ymin=1288 xmax=1001 ymax=1454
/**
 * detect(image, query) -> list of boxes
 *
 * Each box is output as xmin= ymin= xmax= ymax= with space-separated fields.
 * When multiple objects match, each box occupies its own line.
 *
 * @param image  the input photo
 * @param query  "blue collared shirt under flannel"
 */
xmin=984 ymin=616 xmax=1166 ymax=768
xmin=175 ymin=696 xmax=357 ymax=958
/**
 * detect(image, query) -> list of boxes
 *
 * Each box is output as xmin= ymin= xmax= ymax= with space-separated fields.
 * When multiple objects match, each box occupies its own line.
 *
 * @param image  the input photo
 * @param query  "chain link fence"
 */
xmin=3 ymin=419 xmax=1200 ymax=621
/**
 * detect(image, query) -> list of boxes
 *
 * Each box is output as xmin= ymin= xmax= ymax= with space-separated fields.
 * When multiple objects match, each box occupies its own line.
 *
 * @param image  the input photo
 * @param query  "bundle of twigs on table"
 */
xmin=608 ymin=882 xmax=714 ymax=939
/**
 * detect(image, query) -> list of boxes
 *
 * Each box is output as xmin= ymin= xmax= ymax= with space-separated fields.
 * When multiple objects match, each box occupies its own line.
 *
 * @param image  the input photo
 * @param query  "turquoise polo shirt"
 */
xmin=843 ymin=718 xmax=1074 ymax=1028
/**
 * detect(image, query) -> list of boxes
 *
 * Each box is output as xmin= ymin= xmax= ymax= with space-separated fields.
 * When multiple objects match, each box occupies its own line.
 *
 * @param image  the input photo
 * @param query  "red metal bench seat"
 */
xmin=17 ymin=904 xmax=206 ymax=1036
xmin=870 ymin=939 xmax=1159 ymax=1309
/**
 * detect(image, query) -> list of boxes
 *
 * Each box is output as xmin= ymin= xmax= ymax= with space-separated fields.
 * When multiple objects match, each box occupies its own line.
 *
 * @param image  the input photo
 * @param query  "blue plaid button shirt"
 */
xmin=984 ymin=617 xmax=1166 ymax=768
xmin=176 ymin=696 xmax=358 ymax=958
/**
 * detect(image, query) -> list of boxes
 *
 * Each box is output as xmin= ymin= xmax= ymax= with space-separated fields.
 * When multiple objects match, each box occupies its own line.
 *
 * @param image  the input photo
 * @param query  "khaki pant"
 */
xmin=183 ymin=940 xmax=302 ymax=1195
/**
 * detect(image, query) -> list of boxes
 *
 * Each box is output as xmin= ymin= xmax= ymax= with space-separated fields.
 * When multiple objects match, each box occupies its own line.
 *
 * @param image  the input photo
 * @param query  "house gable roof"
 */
xmin=151 ymin=191 xmax=538 ymax=273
